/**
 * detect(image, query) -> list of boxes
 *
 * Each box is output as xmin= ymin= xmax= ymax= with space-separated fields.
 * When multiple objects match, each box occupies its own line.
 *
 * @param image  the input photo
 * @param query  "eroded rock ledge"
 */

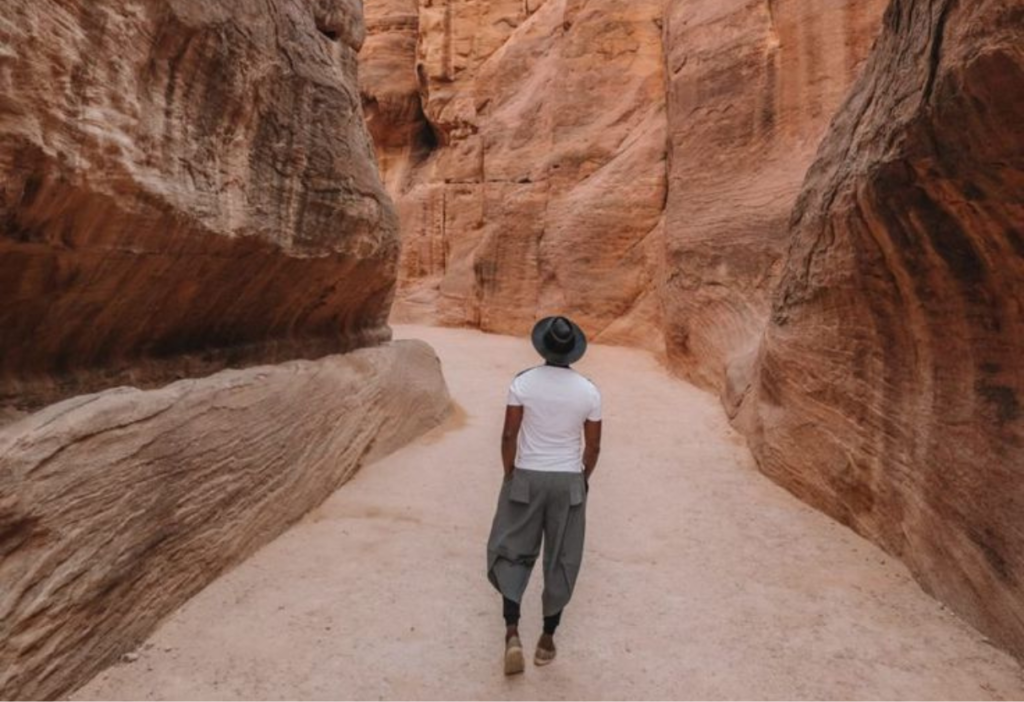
xmin=0 ymin=340 xmax=450 ymax=700
xmin=0 ymin=0 xmax=397 ymax=408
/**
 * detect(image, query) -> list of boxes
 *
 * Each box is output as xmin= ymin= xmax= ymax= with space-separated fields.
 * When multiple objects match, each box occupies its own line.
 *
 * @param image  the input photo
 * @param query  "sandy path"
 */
xmin=75 ymin=326 xmax=1024 ymax=700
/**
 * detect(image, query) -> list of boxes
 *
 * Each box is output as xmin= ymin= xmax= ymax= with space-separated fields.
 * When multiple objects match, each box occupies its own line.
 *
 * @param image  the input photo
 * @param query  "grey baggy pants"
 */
xmin=486 ymin=468 xmax=587 ymax=616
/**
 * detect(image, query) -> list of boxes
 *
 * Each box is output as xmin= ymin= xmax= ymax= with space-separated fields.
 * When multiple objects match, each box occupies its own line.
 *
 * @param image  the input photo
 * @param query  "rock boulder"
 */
xmin=0 ymin=340 xmax=450 ymax=700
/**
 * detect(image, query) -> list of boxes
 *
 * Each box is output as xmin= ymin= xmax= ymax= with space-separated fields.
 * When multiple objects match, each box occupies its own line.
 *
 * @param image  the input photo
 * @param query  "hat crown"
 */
xmin=546 ymin=317 xmax=575 ymax=352
xmin=531 ymin=315 xmax=587 ymax=365
xmin=550 ymin=317 xmax=573 ymax=342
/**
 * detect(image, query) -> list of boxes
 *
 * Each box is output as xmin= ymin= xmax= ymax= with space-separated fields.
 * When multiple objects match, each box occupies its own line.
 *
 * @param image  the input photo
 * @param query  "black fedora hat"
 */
xmin=532 ymin=316 xmax=588 ymax=366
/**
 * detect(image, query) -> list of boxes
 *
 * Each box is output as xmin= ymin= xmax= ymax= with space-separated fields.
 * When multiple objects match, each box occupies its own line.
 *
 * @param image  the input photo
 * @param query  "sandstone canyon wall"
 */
xmin=662 ymin=0 xmax=890 ymax=388
xmin=360 ymin=0 xmax=891 ymax=363
xmin=360 ymin=0 xmax=669 ymax=351
xmin=0 ymin=1 xmax=451 ymax=698
xmin=0 ymin=0 xmax=397 ymax=408
xmin=737 ymin=0 xmax=1024 ymax=659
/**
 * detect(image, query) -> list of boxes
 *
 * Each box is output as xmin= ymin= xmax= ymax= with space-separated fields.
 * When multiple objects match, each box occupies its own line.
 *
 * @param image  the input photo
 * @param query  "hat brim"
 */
xmin=531 ymin=316 xmax=588 ymax=365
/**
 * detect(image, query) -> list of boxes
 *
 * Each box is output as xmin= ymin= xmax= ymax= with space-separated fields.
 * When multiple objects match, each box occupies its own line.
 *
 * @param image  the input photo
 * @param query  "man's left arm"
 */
xmin=583 ymin=419 xmax=602 ymax=481
xmin=583 ymin=384 xmax=602 ymax=485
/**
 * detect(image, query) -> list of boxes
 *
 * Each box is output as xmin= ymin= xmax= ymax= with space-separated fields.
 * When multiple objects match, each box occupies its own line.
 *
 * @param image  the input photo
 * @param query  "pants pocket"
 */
xmin=569 ymin=479 xmax=584 ymax=507
xmin=509 ymin=471 xmax=531 ymax=504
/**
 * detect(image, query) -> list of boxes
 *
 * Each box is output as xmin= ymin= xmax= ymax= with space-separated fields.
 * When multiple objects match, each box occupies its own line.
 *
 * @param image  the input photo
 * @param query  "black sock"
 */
xmin=503 ymin=597 xmax=521 ymax=627
xmin=543 ymin=610 xmax=562 ymax=636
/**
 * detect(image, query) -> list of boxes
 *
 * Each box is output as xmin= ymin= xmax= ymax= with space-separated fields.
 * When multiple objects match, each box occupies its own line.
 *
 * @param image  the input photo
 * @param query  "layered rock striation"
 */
xmin=0 ymin=0 xmax=398 ymax=408
xmin=737 ymin=0 xmax=1024 ymax=658
xmin=0 ymin=340 xmax=450 ymax=700
xmin=361 ymin=0 xmax=890 ymax=362
xmin=662 ymin=0 xmax=889 ymax=388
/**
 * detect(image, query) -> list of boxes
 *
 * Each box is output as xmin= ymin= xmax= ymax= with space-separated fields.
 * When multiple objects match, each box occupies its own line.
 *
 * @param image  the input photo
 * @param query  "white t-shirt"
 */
xmin=507 ymin=365 xmax=602 ymax=473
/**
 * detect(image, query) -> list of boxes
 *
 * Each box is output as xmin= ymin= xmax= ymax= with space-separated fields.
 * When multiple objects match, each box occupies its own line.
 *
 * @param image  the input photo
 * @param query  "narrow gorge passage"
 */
xmin=76 ymin=326 xmax=1024 ymax=701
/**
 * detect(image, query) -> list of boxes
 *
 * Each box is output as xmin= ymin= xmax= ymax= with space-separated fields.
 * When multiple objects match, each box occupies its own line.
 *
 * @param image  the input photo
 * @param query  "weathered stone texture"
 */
xmin=0 ymin=340 xmax=450 ymax=700
xmin=662 ymin=0 xmax=889 ymax=388
xmin=360 ymin=0 xmax=668 ymax=353
xmin=359 ymin=0 xmax=431 ymax=194
xmin=362 ymin=0 xmax=891 ymax=361
xmin=737 ymin=0 xmax=1024 ymax=658
xmin=0 ymin=0 xmax=397 ymax=407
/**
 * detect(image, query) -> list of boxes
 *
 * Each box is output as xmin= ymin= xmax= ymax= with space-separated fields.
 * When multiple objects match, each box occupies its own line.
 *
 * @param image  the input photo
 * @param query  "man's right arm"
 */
xmin=501 ymin=405 xmax=524 ymax=479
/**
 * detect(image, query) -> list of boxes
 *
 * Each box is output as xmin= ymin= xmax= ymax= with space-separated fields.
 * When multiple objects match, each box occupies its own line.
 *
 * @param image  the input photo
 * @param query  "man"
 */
xmin=486 ymin=316 xmax=602 ymax=675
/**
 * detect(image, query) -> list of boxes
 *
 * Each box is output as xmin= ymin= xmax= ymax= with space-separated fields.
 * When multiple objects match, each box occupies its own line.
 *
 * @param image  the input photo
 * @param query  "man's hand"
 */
xmin=501 ymin=405 xmax=524 ymax=478
xmin=583 ymin=419 xmax=602 ymax=481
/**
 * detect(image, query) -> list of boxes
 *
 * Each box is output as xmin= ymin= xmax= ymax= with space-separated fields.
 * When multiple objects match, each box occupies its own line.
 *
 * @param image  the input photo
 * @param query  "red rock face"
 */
xmin=361 ymin=0 xmax=890 ymax=361
xmin=0 ymin=0 xmax=398 ymax=408
xmin=738 ymin=0 xmax=1024 ymax=658
xmin=662 ymin=0 xmax=889 ymax=388
xmin=359 ymin=0 xmax=432 ymax=194
xmin=360 ymin=0 xmax=668 ymax=353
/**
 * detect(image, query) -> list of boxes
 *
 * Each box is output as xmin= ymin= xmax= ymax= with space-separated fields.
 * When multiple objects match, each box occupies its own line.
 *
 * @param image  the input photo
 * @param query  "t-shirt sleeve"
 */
xmin=587 ymin=385 xmax=602 ymax=421
xmin=507 ymin=375 xmax=524 ymax=406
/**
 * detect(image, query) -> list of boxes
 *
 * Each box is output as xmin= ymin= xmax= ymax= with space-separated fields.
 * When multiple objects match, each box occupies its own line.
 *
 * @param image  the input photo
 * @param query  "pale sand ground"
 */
xmin=74 ymin=325 xmax=1024 ymax=700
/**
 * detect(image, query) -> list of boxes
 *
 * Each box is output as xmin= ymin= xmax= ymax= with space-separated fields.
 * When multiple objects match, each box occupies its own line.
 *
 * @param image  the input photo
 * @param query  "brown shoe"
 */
xmin=534 ymin=636 xmax=557 ymax=667
xmin=504 ymin=635 xmax=525 ymax=675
